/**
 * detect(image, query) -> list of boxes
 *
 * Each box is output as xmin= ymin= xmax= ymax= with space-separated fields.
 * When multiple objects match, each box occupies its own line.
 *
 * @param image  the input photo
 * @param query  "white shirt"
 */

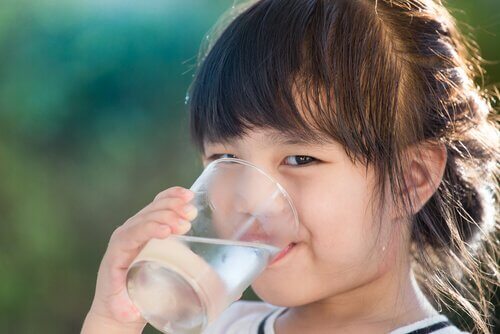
xmin=202 ymin=300 xmax=469 ymax=334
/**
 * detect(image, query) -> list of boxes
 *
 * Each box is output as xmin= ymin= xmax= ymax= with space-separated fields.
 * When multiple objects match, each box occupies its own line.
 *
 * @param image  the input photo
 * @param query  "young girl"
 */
xmin=82 ymin=0 xmax=499 ymax=333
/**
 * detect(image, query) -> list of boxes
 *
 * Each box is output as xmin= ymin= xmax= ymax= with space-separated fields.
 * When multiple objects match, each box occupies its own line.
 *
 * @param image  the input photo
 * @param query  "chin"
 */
xmin=250 ymin=279 xmax=317 ymax=307
xmin=253 ymin=291 xmax=308 ymax=307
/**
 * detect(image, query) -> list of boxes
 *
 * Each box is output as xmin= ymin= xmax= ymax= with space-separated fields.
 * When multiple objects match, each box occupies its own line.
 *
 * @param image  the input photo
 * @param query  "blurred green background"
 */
xmin=0 ymin=0 xmax=497 ymax=333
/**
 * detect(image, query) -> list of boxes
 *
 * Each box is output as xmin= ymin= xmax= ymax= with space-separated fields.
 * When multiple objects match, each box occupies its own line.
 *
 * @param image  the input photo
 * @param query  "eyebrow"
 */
xmin=204 ymin=131 xmax=329 ymax=152
xmin=267 ymin=131 xmax=329 ymax=146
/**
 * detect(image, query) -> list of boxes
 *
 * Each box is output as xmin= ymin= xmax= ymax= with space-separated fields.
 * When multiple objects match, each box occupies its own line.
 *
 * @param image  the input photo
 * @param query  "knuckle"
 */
xmin=110 ymin=225 xmax=126 ymax=242
xmin=158 ymin=209 xmax=178 ymax=222
xmin=144 ymin=220 xmax=161 ymax=232
xmin=122 ymin=216 xmax=137 ymax=226
xmin=156 ymin=196 xmax=185 ymax=209
xmin=130 ymin=212 xmax=145 ymax=222
xmin=104 ymin=252 xmax=120 ymax=267
xmin=154 ymin=186 xmax=185 ymax=201
xmin=153 ymin=192 xmax=166 ymax=201
xmin=170 ymin=186 xmax=185 ymax=192
xmin=146 ymin=209 xmax=178 ymax=223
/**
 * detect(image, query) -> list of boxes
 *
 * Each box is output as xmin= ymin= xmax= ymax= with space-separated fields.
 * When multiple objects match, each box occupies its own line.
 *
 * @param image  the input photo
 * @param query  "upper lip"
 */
xmin=238 ymin=229 xmax=302 ymax=244
xmin=239 ymin=233 xmax=268 ymax=242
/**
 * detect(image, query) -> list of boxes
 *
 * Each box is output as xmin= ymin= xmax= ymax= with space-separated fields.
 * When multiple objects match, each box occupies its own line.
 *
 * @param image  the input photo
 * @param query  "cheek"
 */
xmin=297 ymin=169 xmax=380 ymax=259
xmin=251 ymin=166 xmax=406 ymax=305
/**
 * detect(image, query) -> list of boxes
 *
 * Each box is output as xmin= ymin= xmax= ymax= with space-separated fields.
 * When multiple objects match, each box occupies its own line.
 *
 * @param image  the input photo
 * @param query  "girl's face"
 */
xmin=202 ymin=127 xmax=408 ymax=307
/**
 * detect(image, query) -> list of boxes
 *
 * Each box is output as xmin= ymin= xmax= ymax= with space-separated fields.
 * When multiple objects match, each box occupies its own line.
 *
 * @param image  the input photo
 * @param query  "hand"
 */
xmin=82 ymin=186 xmax=198 ymax=334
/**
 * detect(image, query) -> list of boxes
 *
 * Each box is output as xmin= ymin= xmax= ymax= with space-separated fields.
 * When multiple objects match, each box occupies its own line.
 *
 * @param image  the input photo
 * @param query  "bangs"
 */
xmin=187 ymin=0 xmax=323 ymax=152
xmin=186 ymin=0 xmax=405 ymax=165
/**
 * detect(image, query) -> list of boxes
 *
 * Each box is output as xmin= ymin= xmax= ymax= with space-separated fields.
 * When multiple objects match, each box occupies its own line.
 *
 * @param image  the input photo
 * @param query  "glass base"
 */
xmin=126 ymin=261 xmax=207 ymax=334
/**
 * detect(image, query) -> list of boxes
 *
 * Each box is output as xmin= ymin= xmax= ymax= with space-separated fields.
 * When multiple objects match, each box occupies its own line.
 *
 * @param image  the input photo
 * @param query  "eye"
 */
xmin=206 ymin=154 xmax=318 ymax=167
xmin=207 ymin=153 xmax=237 ymax=161
xmin=283 ymin=155 xmax=317 ymax=167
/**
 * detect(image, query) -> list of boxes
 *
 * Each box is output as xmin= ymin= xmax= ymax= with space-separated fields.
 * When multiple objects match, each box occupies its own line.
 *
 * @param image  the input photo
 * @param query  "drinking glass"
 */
xmin=126 ymin=157 xmax=299 ymax=334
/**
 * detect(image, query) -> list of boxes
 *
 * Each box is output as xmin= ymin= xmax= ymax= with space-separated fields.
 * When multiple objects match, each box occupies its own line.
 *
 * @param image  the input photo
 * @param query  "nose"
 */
xmin=227 ymin=163 xmax=294 ymax=243
xmin=207 ymin=158 xmax=298 ymax=248
xmin=231 ymin=164 xmax=284 ymax=217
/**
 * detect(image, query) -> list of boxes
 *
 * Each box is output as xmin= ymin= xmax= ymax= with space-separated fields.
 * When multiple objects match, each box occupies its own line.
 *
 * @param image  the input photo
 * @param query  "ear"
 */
xmin=401 ymin=140 xmax=447 ymax=215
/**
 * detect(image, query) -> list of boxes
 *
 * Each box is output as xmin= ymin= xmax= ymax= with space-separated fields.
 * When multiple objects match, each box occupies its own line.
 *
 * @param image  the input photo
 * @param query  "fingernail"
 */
xmin=183 ymin=204 xmax=198 ymax=220
xmin=181 ymin=188 xmax=193 ymax=195
xmin=176 ymin=219 xmax=192 ymax=235
xmin=178 ymin=218 xmax=189 ymax=225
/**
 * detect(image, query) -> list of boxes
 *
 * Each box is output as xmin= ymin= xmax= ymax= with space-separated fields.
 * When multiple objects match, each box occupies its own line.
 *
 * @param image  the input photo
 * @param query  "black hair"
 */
xmin=185 ymin=1 xmax=499 ymax=332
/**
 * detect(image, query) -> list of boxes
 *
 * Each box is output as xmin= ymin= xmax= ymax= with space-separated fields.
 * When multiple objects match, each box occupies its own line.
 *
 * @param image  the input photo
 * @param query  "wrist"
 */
xmin=81 ymin=310 xmax=146 ymax=334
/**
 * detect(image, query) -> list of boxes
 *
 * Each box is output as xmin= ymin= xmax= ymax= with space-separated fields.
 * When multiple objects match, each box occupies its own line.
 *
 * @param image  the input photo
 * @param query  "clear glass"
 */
xmin=126 ymin=158 xmax=299 ymax=334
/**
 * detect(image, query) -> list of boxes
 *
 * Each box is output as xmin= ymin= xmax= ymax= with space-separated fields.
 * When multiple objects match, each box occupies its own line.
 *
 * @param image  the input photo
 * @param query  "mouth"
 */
xmin=269 ymin=242 xmax=297 ymax=265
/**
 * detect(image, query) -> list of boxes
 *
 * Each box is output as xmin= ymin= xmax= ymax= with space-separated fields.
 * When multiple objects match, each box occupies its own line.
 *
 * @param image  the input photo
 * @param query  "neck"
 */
xmin=275 ymin=263 xmax=439 ymax=333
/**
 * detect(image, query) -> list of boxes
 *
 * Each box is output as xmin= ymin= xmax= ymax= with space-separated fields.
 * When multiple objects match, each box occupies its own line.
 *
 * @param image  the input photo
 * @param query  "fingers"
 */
xmin=104 ymin=186 xmax=198 ymax=270
xmin=91 ymin=186 xmax=200 ymax=327
xmin=137 ymin=197 xmax=198 ymax=222
xmin=154 ymin=186 xmax=194 ymax=202
xmin=111 ymin=219 xmax=173 ymax=251
xmin=135 ymin=186 xmax=196 ymax=219
xmin=106 ymin=220 xmax=172 ymax=269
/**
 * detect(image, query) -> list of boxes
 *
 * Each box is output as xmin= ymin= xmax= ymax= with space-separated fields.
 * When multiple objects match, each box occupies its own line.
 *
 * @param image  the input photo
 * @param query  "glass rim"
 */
xmin=204 ymin=157 xmax=299 ymax=232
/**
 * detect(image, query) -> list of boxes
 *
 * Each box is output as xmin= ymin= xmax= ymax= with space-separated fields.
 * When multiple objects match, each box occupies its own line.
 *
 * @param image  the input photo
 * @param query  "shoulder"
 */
xmin=201 ymin=300 xmax=282 ymax=334
xmin=389 ymin=314 xmax=470 ymax=334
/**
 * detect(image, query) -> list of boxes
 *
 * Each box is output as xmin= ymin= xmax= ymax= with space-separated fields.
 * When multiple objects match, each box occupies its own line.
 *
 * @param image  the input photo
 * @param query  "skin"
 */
xmin=81 ymin=187 xmax=199 ymax=334
xmin=202 ymin=127 xmax=447 ymax=334
xmin=82 ymin=126 xmax=447 ymax=333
